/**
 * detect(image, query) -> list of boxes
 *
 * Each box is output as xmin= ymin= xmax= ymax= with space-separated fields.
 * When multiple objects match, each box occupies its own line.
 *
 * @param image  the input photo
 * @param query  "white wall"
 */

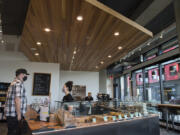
xmin=0 ymin=50 xmax=28 ymax=61
xmin=0 ymin=60 xmax=60 ymax=108
xmin=60 ymin=71 xmax=99 ymax=100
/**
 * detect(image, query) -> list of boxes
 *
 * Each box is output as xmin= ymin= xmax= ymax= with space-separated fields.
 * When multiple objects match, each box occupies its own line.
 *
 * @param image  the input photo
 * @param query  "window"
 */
xmin=160 ymin=37 xmax=179 ymax=54
xmin=144 ymin=65 xmax=161 ymax=103
xmin=124 ymin=74 xmax=131 ymax=101
xmin=132 ymin=70 xmax=144 ymax=101
xmin=161 ymin=58 xmax=180 ymax=103
xmin=144 ymin=48 xmax=158 ymax=61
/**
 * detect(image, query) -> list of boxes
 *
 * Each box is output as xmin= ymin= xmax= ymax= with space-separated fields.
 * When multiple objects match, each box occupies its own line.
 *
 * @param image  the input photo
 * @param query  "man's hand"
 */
xmin=17 ymin=114 xmax=21 ymax=121
xmin=15 ymin=97 xmax=21 ymax=121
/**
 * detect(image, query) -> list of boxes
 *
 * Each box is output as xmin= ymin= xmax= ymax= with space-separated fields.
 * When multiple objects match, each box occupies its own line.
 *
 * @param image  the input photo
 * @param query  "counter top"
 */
xmin=158 ymin=104 xmax=180 ymax=109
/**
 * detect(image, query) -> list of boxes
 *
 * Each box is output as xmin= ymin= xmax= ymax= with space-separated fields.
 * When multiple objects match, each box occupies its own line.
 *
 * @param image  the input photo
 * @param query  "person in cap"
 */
xmin=5 ymin=68 xmax=29 ymax=135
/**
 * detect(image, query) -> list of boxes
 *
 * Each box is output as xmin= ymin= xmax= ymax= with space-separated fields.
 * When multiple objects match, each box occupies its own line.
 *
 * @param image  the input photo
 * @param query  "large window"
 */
xmin=124 ymin=74 xmax=131 ymax=101
xmin=144 ymin=65 xmax=161 ymax=103
xmin=132 ymin=70 xmax=144 ymax=101
xmin=144 ymin=48 xmax=158 ymax=61
xmin=159 ymin=36 xmax=179 ymax=54
xmin=120 ymin=76 xmax=125 ymax=101
xmin=161 ymin=58 xmax=180 ymax=103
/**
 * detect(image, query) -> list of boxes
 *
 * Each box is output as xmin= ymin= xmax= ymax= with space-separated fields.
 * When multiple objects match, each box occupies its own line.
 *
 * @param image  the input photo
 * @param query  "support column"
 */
xmin=174 ymin=0 xmax=180 ymax=50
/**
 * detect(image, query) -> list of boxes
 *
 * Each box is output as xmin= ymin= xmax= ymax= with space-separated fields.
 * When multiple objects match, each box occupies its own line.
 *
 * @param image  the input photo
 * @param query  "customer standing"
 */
xmin=62 ymin=81 xmax=74 ymax=102
xmin=5 ymin=68 xmax=29 ymax=135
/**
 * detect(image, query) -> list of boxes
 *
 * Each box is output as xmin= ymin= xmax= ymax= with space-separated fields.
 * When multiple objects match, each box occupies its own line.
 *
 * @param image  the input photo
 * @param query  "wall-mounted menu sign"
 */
xmin=32 ymin=73 xmax=51 ymax=96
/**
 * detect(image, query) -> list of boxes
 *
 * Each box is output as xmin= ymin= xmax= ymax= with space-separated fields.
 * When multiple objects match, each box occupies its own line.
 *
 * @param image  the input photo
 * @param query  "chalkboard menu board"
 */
xmin=32 ymin=73 xmax=51 ymax=96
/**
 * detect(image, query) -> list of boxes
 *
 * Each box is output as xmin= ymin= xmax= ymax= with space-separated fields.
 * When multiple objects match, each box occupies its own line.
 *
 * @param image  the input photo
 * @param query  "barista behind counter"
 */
xmin=85 ymin=92 xmax=93 ymax=102
xmin=62 ymin=81 xmax=74 ymax=102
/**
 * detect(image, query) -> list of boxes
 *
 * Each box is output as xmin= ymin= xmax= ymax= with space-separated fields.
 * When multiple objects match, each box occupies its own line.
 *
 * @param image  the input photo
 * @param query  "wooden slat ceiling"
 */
xmin=19 ymin=0 xmax=153 ymax=71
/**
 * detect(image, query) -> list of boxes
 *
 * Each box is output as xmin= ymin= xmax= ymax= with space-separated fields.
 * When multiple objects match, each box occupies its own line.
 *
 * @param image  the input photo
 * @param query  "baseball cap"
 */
xmin=16 ymin=68 xmax=30 ymax=76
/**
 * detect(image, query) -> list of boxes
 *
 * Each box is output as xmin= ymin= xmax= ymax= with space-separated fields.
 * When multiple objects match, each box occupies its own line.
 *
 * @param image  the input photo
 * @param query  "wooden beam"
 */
xmin=85 ymin=0 xmax=153 ymax=37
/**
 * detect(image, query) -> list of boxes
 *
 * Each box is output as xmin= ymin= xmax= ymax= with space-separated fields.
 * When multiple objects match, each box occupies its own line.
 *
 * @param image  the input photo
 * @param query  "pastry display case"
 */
xmin=53 ymin=100 xmax=151 ymax=127
xmin=26 ymin=100 xmax=159 ymax=135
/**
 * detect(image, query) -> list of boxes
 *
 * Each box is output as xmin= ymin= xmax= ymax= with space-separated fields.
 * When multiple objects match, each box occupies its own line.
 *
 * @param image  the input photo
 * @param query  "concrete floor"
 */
xmin=0 ymin=123 xmax=179 ymax=135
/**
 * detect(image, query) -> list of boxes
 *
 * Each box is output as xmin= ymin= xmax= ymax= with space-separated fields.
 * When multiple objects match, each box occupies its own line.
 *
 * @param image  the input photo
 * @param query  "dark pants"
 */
xmin=6 ymin=116 xmax=29 ymax=135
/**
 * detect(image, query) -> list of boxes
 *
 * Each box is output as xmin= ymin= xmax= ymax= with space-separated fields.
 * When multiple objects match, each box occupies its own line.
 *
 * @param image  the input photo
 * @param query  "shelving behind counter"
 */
xmin=0 ymin=82 xmax=10 ymax=122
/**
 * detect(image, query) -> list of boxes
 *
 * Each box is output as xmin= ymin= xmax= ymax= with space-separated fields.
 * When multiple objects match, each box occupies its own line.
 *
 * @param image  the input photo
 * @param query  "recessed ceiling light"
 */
xmin=108 ymin=55 xmax=112 ymax=58
xmin=44 ymin=28 xmax=51 ymax=32
xmin=76 ymin=16 xmax=83 ymax=21
xmin=96 ymin=66 xmax=99 ymax=69
xmin=36 ymin=42 xmax=42 ymax=46
xmin=34 ymin=53 xmax=39 ymax=56
xmin=73 ymin=51 xmax=77 ymax=54
xmin=1 ymin=40 xmax=4 ymax=44
xmin=100 ymin=61 xmax=104 ymax=64
xmin=118 ymin=46 xmax=122 ymax=50
xmin=114 ymin=32 xmax=119 ymax=36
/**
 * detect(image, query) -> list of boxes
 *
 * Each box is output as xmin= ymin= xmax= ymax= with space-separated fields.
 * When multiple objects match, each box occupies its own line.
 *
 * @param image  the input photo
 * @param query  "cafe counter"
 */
xmin=27 ymin=114 xmax=160 ymax=135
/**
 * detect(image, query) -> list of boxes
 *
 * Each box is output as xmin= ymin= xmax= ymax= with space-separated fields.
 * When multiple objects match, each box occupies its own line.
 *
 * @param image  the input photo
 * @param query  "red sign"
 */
xmin=136 ymin=73 xmax=143 ymax=85
xmin=165 ymin=62 xmax=179 ymax=81
xmin=148 ymin=68 xmax=159 ymax=83
xmin=163 ymin=46 xmax=178 ymax=53
xmin=147 ymin=54 xmax=156 ymax=60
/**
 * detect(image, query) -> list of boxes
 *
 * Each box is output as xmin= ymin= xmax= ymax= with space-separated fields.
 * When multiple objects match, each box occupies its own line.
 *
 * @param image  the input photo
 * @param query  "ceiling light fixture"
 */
xmin=73 ymin=51 xmax=77 ymax=54
xmin=44 ymin=28 xmax=51 ymax=32
xmin=118 ymin=46 xmax=122 ymax=50
xmin=1 ymin=40 xmax=4 ymax=44
xmin=147 ymin=42 xmax=151 ymax=46
xmin=76 ymin=16 xmax=83 ymax=21
xmin=108 ymin=55 xmax=112 ymax=58
xmin=96 ymin=66 xmax=99 ymax=69
xmin=100 ymin=61 xmax=104 ymax=64
xmin=114 ymin=32 xmax=119 ymax=36
xmin=34 ymin=53 xmax=39 ymax=56
xmin=160 ymin=33 xmax=163 ymax=39
xmin=36 ymin=42 xmax=42 ymax=46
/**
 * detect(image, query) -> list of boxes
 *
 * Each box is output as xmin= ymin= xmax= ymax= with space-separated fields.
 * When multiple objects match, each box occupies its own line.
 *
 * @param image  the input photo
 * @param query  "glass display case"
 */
xmin=53 ymin=100 xmax=152 ymax=128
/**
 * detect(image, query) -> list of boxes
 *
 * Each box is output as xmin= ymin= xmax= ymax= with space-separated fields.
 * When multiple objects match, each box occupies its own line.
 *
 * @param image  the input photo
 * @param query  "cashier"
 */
xmin=62 ymin=81 xmax=74 ymax=102
xmin=85 ymin=92 xmax=93 ymax=101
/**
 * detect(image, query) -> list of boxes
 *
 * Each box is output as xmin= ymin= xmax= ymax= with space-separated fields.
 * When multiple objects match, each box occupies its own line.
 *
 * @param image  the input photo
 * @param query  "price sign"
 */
xmin=124 ymin=114 xmax=128 ymax=119
xmin=130 ymin=114 xmax=134 ymax=119
xmin=104 ymin=116 xmax=108 ymax=122
xmin=112 ymin=116 xmax=116 ymax=121
xmin=135 ymin=112 xmax=139 ymax=117
xmin=92 ymin=118 xmax=96 ymax=123
xmin=118 ymin=115 xmax=122 ymax=120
